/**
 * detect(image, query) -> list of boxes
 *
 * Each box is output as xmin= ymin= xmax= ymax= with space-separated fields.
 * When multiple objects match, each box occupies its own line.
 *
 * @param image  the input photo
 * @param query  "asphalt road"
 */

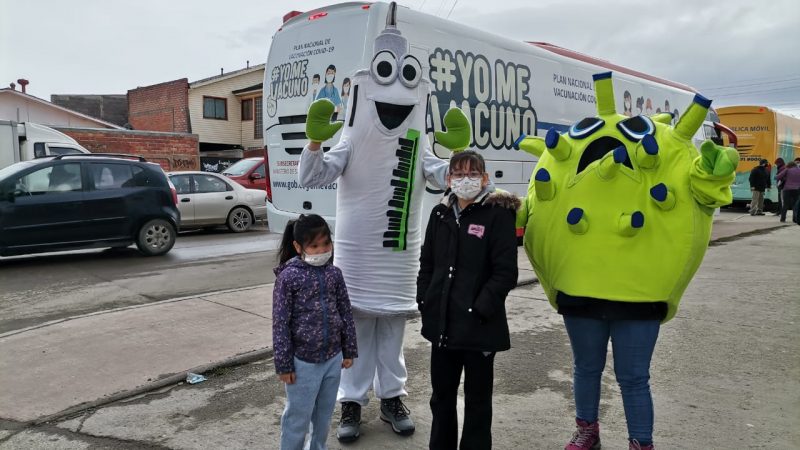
xmin=0 ymin=225 xmax=283 ymax=334
xmin=0 ymin=207 xmax=778 ymax=335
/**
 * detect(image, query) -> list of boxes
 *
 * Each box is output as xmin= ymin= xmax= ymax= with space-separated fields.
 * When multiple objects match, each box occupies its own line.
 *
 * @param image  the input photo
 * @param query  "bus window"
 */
xmin=713 ymin=122 xmax=737 ymax=148
xmin=704 ymin=124 xmax=722 ymax=146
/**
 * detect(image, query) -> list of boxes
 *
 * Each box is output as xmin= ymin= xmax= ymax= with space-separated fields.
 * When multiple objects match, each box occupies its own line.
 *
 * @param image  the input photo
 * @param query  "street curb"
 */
xmin=708 ymin=223 xmax=791 ymax=246
xmin=33 ymin=347 xmax=274 ymax=425
xmin=21 ymin=221 xmax=789 ymax=425
xmin=0 ymin=284 xmax=273 ymax=340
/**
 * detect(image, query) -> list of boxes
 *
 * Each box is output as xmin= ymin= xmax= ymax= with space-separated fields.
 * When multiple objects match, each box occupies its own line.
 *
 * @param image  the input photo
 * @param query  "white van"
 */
xmin=0 ymin=121 xmax=89 ymax=170
xmin=262 ymin=1 xmax=725 ymax=233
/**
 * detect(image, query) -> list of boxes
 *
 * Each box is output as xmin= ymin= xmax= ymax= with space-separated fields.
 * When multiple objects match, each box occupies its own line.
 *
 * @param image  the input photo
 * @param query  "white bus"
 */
xmin=262 ymin=1 xmax=726 ymax=233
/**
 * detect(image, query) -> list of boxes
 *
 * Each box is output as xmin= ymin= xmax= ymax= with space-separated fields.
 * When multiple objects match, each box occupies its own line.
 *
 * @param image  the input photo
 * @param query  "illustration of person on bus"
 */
xmin=340 ymin=77 xmax=351 ymax=121
xmin=636 ymin=96 xmax=644 ymax=115
xmin=623 ymin=90 xmax=633 ymax=117
xmin=308 ymin=74 xmax=321 ymax=108
xmin=316 ymin=64 xmax=342 ymax=115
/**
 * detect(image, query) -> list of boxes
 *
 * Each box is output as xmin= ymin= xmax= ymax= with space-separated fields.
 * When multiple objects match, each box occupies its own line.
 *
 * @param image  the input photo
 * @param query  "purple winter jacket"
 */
xmin=272 ymin=257 xmax=358 ymax=374
xmin=777 ymin=166 xmax=800 ymax=191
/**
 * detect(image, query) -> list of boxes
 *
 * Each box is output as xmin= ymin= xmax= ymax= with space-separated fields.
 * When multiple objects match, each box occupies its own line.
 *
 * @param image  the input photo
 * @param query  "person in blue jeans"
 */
xmin=558 ymin=292 xmax=664 ymax=450
xmin=273 ymin=214 xmax=358 ymax=450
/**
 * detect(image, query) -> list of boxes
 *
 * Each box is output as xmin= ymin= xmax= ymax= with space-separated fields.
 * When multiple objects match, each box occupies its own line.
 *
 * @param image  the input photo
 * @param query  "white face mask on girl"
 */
xmin=325 ymin=74 xmax=334 ymax=83
xmin=304 ymin=250 xmax=331 ymax=266
xmin=450 ymin=177 xmax=483 ymax=200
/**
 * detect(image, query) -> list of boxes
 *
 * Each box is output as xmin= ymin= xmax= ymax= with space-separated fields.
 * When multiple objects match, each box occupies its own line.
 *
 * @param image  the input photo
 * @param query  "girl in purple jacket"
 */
xmin=273 ymin=214 xmax=358 ymax=450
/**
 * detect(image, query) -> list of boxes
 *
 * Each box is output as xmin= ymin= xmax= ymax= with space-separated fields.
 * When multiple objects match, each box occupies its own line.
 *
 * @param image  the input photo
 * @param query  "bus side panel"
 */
xmin=398 ymin=8 xmax=694 ymax=198
xmin=264 ymin=3 xmax=705 ymax=232
xmin=776 ymin=111 xmax=800 ymax=166
xmin=719 ymin=108 xmax=778 ymax=202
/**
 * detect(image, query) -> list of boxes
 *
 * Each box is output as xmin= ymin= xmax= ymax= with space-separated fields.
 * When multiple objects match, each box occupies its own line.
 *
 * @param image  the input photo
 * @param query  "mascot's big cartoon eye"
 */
xmin=617 ymin=115 xmax=655 ymax=142
xmin=399 ymin=55 xmax=422 ymax=88
xmin=371 ymin=50 xmax=397 ymax=85
xmin=569 ymin=117 xmax=605 ymax=139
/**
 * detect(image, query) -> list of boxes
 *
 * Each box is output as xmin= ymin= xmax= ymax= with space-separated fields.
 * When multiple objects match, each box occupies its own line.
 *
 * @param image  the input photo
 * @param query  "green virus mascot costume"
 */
xmin=514 ymin=72 xmax=737 ymax=447
xmin=297 ymin=2 xmax=471 ymax=441
xmin=516 ymin=71 xmax=737 ymax=320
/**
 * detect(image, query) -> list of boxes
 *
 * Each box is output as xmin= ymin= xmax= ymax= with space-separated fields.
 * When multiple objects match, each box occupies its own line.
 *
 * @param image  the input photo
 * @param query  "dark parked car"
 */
xmin=0 ymin=154 xmax=180 ymax=257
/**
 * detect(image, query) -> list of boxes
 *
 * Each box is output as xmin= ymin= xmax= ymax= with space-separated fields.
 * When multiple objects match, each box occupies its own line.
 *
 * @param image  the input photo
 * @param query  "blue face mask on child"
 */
xmin=304 ymin=251 xmax=332 ymax=266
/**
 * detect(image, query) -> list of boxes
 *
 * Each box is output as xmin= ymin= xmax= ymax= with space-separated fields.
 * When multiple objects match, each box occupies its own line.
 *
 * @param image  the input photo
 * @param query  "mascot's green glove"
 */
xmin=435 ymin=108 xmax=472 ymax=152
xmin=306 ymin=99 xmax=343 ymax=143
xmin=699 ymin=140 xmax=739 ymax=177
xmin=690 ymin=140 xmax=739 ymax=209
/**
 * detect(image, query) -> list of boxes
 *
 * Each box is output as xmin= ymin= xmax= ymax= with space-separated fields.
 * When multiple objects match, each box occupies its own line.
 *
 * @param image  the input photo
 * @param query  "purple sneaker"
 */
xmin=565 ymin=419 xmax=601 ymax=450
xmin=629 ymin=440 xmax=654 ymax=450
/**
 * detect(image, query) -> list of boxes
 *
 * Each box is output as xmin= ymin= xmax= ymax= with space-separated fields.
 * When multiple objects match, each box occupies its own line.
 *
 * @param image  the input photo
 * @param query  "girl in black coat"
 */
xmin=417 ymin=151 xmax=519 ymax=450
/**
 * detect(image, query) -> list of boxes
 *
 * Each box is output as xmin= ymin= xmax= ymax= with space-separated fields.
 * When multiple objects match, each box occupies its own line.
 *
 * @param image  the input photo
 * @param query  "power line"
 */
xmin=700 ymin=76 xmax=800 ymax=92
xmin=435 ymin=0 xmax=446 ymax=16
xmin=697 ymin=74 xmax=800 ymax=89
xmin=446 ymin=0 xmax=459 ymax=18
xmin=712 ymin=85 xmax=800 ymax=98
xmin=761 ymin=100 xmax=800 ymax=106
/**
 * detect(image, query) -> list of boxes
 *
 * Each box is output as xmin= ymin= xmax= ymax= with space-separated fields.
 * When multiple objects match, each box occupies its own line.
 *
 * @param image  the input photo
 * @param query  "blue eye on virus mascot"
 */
xmin=297 ymin=2 xmax=471 ymax=442
xmin=514 ymin=72 xmax=738 ymax=448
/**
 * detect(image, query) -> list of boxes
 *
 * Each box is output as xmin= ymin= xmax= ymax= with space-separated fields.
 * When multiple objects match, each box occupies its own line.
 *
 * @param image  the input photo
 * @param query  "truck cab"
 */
xmin=1 ymin=121 xmax=90 ymax=170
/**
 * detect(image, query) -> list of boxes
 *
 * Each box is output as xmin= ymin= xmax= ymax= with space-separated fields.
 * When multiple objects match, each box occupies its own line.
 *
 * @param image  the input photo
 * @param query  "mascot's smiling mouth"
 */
xmin=577 ymin=136 xmax=633 ymax=173
xmin=375 ymin=101 xmax=414 ymax=130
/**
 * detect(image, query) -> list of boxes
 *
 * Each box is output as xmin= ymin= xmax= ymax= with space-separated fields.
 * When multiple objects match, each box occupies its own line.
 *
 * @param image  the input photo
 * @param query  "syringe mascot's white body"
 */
xmin=297 ymin=1 xmax=471 ymax=441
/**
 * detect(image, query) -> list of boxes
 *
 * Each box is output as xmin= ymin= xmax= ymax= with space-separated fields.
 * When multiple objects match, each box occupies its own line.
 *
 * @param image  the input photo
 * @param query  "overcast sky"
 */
xmin=2 ymin=0 xmax=798 ymax=115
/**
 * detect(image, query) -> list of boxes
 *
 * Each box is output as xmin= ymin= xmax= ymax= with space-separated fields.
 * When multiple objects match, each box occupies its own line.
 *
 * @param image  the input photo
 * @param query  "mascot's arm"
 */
xmin=689 ymin=140 xmax=739 ymax=209
xmin=421 ymin=146 xmax=449 ymax=190
xmin=298 ymin=138 xmax=351 ymax=187
xmin=298 ymin=99 xmax=351 ymax=187
xmin=434 ymin=108 xmax=472 ymax=152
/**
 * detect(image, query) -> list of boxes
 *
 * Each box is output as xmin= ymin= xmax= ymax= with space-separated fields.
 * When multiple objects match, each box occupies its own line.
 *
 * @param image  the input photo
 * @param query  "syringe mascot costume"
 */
xmin=298 ymin=2 xmax=471 ymax=441
xmin=515 ymin=72 xmax=738 ymax=448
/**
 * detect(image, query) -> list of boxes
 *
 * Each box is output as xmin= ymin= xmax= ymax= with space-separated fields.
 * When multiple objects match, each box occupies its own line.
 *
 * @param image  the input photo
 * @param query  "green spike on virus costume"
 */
xmin=515 ymin=72 xmax=738 ymax=322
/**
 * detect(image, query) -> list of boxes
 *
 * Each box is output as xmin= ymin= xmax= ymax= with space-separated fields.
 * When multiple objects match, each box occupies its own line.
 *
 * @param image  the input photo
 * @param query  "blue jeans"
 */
xmin=563 ymin=316 xmax=660 ymax=443
xmin=281 ymin=352 xmax=342 ymax=450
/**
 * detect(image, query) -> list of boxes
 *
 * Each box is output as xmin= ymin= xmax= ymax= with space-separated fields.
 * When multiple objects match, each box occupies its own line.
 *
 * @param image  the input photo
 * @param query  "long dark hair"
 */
xmin=278 ymin=214 xmax=332 ymax=264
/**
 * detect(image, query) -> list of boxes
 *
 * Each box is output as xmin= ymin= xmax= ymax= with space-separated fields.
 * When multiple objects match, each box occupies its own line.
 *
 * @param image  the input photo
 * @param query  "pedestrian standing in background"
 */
xmin=776 ymin=160 xmax=800 ymax=224
xmin=749 ymin=159 xmax=771 ymax=215
xmin=773 ymin=158 xmax=786 ymax=215
xmin=273 ymin=214 xmax=358 ymax=450
xmin=417 ymin=151 xmax=519 ymax=450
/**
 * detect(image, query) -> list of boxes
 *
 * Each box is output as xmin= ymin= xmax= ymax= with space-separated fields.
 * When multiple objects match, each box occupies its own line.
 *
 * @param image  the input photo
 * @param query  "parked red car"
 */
xmin=222 ymin=156 xmax=271 ymax=201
